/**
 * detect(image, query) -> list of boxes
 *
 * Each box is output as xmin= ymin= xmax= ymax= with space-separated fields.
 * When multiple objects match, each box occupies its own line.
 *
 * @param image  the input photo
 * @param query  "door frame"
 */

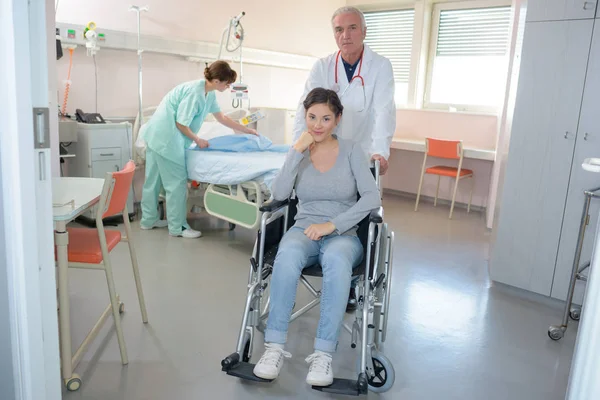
xmin=0 ymin=0 xmax=61 ymax=399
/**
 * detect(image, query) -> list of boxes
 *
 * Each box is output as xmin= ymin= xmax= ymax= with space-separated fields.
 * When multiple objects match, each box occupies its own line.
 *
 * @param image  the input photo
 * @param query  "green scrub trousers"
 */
xmin=141 ymin=149 xmax=190 ymax=235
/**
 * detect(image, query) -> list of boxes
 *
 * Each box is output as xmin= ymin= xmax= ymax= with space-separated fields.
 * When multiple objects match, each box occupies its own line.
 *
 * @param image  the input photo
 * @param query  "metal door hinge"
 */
xmin=33 ymin=107 xmax=50 ymax=149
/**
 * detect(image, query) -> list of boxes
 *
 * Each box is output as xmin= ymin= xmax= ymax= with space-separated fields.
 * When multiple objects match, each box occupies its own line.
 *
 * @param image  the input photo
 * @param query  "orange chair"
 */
xmin=64 ymin=160 xmax=148 ymax=366
xmin=414 ymin=138 xmax=474 ymax=219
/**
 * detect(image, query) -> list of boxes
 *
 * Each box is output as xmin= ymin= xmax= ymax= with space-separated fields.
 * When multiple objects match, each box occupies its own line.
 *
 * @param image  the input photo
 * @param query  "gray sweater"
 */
xmin=272 ymin=138 xmax=381 ymax=235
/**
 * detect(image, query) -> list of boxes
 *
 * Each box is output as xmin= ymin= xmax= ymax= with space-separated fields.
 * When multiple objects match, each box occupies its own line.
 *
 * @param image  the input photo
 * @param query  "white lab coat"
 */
xmin=293 ymin=44 xmax=396 ymax=160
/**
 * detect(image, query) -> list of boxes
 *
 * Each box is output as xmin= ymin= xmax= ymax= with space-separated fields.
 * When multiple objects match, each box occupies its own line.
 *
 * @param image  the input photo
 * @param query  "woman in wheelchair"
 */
xmin=252 ymin=88 xmax=381 ymax=386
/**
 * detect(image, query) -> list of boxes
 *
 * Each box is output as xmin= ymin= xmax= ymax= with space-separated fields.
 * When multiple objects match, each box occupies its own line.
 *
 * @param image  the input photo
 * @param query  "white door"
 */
xmin=490 ymin=19 xmax=593 ymax=295
xmin=551 ymin=22 xmax=600 ymax=302
xmin=526 ymin=0 xmax=598 ymax=22
xmin=0 ymin=0 xmax=61 ymax=399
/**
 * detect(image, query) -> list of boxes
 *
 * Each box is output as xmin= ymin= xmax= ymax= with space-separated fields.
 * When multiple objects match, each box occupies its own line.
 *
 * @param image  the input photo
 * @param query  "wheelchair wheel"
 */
xmin=242 ymin=332 xmax=252 ymax=362
xmin=356 ymin=351 xmax=395 ymax=393
xmin=570 ymin=307 xmax=581 ymax=321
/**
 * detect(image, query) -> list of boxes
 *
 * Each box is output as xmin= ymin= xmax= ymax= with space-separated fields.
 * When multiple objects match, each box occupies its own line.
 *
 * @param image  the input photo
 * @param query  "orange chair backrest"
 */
xmin=102 ymin=160 xmax=135 ymax=218
xmin=426 ymin=138 xmax=462 ymax=160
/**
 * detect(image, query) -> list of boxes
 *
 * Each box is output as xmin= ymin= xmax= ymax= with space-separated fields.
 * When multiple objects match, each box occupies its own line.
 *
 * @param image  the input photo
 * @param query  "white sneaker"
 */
xmin=305 ymin=351 xmax=333 ymax=387
xmin=170 ymin=228 xmax=202 ymax=238
xmin=140 ymin=220 xmax=169 ymax=230
xmin=253 ymin=343 xmax=291 ymax=380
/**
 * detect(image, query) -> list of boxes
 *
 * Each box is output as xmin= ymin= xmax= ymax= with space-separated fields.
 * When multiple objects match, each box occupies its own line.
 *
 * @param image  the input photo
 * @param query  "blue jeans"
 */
xmin=265 ymin=227 xmax=364 ymax=353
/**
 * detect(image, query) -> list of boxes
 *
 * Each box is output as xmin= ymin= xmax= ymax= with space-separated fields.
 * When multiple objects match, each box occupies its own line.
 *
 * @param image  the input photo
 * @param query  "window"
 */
xmin=364 ymin=9 xmax=415 ymax=106
xmin=425 ymin=2 xmax=511 ymax=112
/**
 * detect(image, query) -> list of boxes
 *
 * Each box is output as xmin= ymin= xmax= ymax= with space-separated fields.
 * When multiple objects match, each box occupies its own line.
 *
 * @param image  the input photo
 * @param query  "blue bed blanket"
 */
xmin=186 ymin=135 xmax=289 ymax=191
xmin=189 ymin=134 xmax=290 ymax=153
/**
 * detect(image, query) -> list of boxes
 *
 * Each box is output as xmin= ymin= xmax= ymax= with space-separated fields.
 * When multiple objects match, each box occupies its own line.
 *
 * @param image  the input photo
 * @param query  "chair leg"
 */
xmin=449 ymin=176 xmax=460 ymax=219
xmin=124 ymin=215 xmax=149 ymax=323
xmin=103 ymin=257 xmax=129 ymax=365
xmin=415 ymin=157 xmax=427 ymax=212
xmin=434 ymin=176 xmax=441 ymax=207
xmin=468 ymin=176 xmax=474 ymax=213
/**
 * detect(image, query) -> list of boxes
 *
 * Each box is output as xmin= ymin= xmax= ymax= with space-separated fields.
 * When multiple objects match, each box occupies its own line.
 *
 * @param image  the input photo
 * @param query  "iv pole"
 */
xmin=217 ymin=11 xmax=246 ymax=109
xmin=129 ymin=5 xmax=149 ymax=127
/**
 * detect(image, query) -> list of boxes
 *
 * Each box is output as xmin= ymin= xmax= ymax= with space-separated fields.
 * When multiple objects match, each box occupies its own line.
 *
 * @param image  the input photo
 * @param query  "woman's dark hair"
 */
xmin=303 ymin=87 xmax=343 ymax=117
xmin=204 ymin=60 xmax=237 ymax=84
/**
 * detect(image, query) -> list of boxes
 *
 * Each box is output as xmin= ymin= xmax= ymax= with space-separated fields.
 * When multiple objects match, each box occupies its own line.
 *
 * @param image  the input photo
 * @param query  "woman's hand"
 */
xmin=213 ymin=112 xmax=258 ymax=136
xmin=293 ymin=131 xmax=315 ymax=153
xmin=194 ymin=137 xmax=209 ymax=149
xmin=304 ymin=222 xmax=336 ymax=241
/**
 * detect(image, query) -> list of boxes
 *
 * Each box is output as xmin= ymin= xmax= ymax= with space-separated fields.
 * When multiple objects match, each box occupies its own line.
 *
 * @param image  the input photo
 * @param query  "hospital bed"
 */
xmin=133 ymin=107 xmax=285 ymax=230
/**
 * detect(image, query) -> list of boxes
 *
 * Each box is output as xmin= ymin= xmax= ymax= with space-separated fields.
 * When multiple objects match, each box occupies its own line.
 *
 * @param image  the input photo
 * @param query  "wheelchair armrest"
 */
xmin=369 ymin=207 xmax=383 ymax=223
xmin=260 ymin=198 xmax=289 ymax=212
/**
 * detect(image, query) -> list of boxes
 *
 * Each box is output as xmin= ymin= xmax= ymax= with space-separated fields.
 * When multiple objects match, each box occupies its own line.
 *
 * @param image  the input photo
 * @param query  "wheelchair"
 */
xmin=221 ymin=161 xmax=396 ymax=396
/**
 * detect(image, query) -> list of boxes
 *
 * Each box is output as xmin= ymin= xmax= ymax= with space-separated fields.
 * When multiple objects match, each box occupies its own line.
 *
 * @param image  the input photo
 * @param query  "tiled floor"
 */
xmin=61 ymin=195 xmax=578 ymax=399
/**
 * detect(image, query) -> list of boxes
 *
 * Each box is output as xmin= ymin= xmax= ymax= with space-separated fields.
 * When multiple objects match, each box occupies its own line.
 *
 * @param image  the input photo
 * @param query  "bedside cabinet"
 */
xmin=69 ymin=122 xmax=135 ymax=220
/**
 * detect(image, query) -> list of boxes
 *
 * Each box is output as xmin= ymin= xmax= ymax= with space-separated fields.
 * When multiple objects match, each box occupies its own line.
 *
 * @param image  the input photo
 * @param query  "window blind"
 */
xmin=436 ymin=6 xmax=511 ymax=57
xmin=364 ymin=9 xmax=415 ymax=83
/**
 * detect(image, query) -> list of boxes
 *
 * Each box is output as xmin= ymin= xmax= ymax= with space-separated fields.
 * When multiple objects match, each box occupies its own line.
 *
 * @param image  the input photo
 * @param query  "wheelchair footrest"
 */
xmin=312 ymin=377 xmax=365 ymax=396
xmin=225 ymin=361 xmax=274 ymax=383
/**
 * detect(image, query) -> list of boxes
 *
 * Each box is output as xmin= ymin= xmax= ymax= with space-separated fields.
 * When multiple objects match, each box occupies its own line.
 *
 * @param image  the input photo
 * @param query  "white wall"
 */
xmin=56 ymin=48 xmax=310 ymax=118
xmin=55 ymin=0 xmax=343 ymax=58
xmin=54 ymin=0 xmax=346 ymax=118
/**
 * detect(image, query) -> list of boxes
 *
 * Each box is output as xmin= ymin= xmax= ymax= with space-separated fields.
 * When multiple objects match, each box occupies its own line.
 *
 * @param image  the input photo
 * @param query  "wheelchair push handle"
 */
xmin=371 ymin=159 xmax=381 ymax=190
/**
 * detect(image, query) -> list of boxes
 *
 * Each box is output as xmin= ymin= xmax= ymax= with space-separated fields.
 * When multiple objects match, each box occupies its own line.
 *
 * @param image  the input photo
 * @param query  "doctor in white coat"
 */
xmin=292 ymin=6 xmax=396 ymax=175
xmin=292 ymin=6 xmax=396 ymax=311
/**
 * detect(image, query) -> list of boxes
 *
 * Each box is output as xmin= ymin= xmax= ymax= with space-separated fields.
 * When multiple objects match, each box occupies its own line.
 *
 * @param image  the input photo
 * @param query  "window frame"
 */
xmin=363 ymin=6 xmax=417 ymax=108
xmin=423 ymin=0 xmax=513 ymax=113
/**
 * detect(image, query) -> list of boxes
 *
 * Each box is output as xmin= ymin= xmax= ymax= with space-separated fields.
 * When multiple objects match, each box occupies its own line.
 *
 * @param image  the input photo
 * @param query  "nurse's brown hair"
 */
xmin=204 ymin=60 xmax=237 ymax=84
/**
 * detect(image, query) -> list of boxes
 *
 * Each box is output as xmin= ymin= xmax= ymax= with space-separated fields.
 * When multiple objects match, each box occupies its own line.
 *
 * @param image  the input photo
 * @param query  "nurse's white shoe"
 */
xmin=170 ymin=228 xmax=202 ymax=239
xmin=140 ymin=220 xmax=169 ymax=230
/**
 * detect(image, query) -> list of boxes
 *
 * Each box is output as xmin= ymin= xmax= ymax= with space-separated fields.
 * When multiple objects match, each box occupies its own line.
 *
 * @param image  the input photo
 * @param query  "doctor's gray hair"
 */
xmin=331 ymin=6 xmax=366 ymax=32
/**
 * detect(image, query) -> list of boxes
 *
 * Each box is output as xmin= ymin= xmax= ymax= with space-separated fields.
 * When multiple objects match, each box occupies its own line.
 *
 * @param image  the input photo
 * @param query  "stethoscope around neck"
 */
xmin=331 ymin=49 xmax=366 ymax=112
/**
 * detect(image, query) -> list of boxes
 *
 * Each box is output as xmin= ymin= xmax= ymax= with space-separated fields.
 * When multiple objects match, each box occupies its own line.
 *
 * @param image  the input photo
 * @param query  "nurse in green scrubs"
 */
xmin=140 ymin=60 xmax=256 ymax=238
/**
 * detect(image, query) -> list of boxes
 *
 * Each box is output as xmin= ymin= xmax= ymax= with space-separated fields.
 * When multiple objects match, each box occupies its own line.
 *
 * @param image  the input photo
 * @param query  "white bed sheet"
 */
xmin=186 ymin=150 xmax=286 ymax=193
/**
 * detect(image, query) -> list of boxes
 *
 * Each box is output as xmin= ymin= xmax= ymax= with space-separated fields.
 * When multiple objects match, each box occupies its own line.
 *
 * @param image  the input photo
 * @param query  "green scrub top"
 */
xmin=142 ymin=79 xmax=221 ymax=166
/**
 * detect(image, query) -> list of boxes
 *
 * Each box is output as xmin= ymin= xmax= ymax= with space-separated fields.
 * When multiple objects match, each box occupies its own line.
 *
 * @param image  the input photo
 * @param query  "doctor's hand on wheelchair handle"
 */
xmin=293 ymin=131 xmax=315 ymax=153
xmin=371 ymin=154 xmax=388 ymax=175
xmin=304 ymin=222 xmax=336 ymax=241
